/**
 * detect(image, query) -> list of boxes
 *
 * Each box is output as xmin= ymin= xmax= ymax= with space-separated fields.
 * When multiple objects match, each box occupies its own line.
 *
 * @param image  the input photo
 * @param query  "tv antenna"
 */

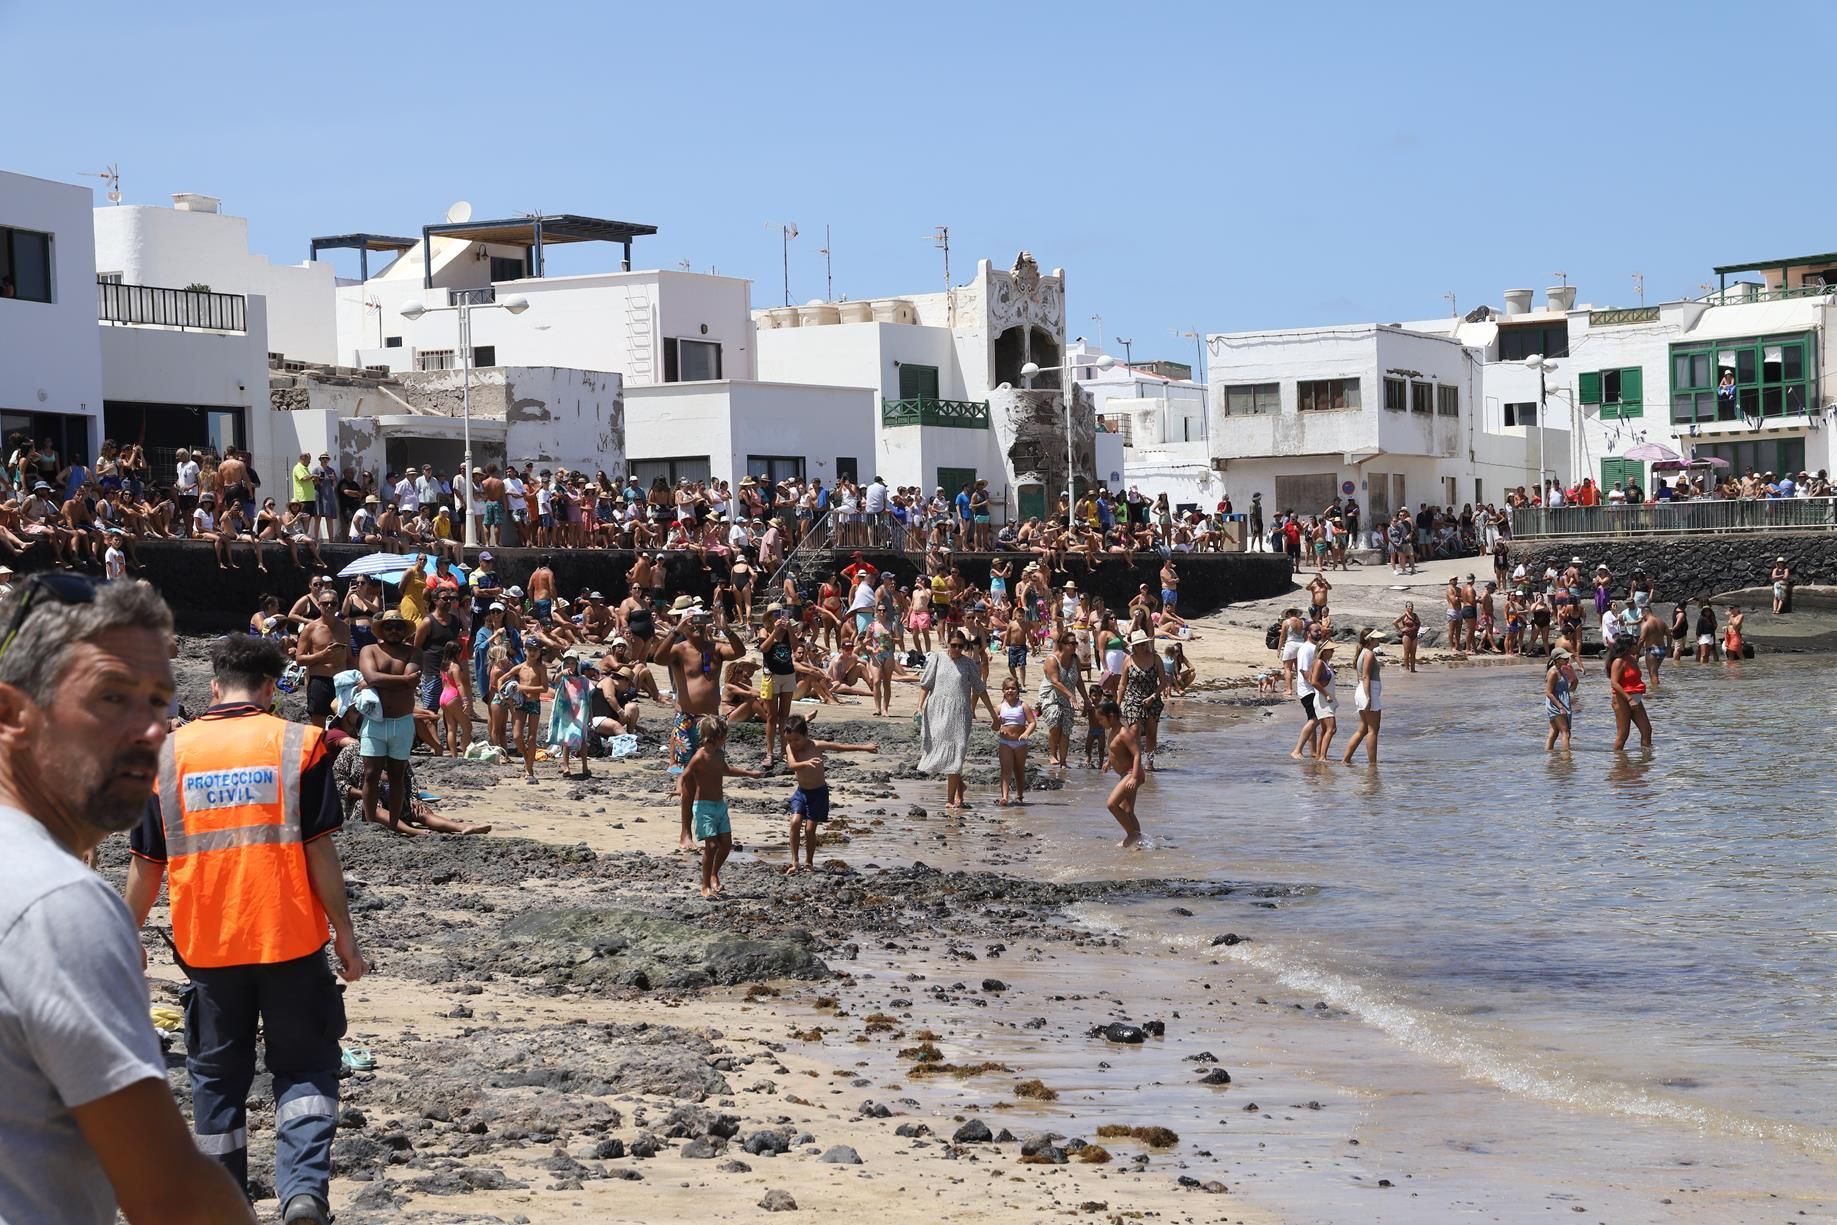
xmin=930 ymin=226 xmax=951 ymax=324
xmin=1442 ymin=290 xmax=1457 ymax=318
xmin=1553 ymin=270 xmax=1569 ymax=287
xmin=81 ymin=163 xmax=122 ymax=205
xmin=1632 ymin=271 xmax=1646 ymax=306
xmin=1089 ymin=313 xmax=1104 ymax=348
xmin=766 ymin=222 xmax=799 ymax=306
xmin=816 ymin=225 xmax=835 ymax=302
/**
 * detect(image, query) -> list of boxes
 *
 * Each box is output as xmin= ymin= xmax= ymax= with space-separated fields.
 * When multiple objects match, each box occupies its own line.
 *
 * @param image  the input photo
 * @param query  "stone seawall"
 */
xmin=1507 ymin=532 xmax=1837 ymax=601
xmin=19 ymin=543 xmax=1293 ymax=634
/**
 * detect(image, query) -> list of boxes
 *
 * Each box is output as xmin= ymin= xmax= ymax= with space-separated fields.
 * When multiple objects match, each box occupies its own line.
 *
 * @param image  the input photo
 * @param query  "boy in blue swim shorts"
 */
xmin=681 ymin=715 xmax=761 ymax=898
xmin=782 ymin=714 xmax=878 ymax=875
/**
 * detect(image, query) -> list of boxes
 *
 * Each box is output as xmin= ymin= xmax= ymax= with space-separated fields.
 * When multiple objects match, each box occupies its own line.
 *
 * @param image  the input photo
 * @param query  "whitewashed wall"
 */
xmin=0 ymin=171 xmax=104 ymax=446
xmin=92 ymin=201 xmax=336 ymax=363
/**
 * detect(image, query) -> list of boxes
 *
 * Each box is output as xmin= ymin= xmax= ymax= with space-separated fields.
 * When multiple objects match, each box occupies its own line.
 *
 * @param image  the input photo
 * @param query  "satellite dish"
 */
xmin=445 ymin=200 xmax=473 ymax=224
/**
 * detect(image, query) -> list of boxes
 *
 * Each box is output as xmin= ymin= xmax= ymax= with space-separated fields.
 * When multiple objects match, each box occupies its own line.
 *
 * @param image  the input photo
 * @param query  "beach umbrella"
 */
xmin=1621 ymin=442 xmax=1680 ymax=462
xmin=1652 ymin=456 xmax=1729 ymax=471
xmin=336 ymin=551 xmax=468 ymax=585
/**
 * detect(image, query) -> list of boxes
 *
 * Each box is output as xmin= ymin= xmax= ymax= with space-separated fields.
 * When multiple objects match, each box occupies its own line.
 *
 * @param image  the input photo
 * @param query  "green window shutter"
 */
xmin=1620 ymin=366 xmax=1643 ymax=417
xmin=1578 ymin=370 xmax=1602 ymax=405
xmin=899 ymin=364 xmax=940 ymax=400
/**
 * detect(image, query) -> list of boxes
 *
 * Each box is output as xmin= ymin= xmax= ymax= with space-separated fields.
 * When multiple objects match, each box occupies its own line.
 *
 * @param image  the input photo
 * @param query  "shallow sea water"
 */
xmin=863 ymin=656 xmax=1837 ymax=1220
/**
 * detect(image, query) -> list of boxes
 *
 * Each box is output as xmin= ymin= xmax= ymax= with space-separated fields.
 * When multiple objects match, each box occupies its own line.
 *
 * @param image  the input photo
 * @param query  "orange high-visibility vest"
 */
xmin=156 ymin=711 xmax=329 ymax=969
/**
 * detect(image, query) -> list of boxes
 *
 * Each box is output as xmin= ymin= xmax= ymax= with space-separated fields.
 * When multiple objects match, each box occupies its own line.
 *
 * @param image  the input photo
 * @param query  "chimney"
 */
xmin=171 ymin=193 xmax=221 ymax=214
xmin=1546 ymin=285 xmax=1576 ymax=312
xmin=1503 ymin=288 xmax=1533 ymax=316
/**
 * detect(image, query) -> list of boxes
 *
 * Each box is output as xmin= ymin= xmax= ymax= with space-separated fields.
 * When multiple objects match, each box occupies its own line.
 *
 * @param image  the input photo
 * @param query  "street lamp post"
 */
xmin=1021 ymin=353 xmax=1116 ymax=524
xmin=1524 ymin=354 xmax=1558 ymax=502
xmin=400 ymin=293 xmax=531 ymax=550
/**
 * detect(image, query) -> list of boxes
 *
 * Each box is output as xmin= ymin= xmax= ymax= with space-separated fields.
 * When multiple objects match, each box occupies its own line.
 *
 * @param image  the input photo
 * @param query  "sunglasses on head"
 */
xmin=0 ymin=573 xmax=101 ymax=666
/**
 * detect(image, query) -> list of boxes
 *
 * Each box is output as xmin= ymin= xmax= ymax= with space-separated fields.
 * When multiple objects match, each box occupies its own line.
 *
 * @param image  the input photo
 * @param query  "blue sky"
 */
xmin=7 ymin=0 xmax=1834 ymax=361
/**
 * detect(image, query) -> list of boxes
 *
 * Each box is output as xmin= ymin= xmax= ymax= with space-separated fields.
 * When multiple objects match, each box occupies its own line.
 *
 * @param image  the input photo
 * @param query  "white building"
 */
xmin=326 ymin=210 xmax=870 ymax=491
xmin=0 ymin=170 xmax=104 ymax=467
xmin=94 ymin=194 xmax=336 ymax=363
xmin=271 ymin=364 xmax=625 ymax=494
xmin=756 ymin=252 xmax=1099 ymax=520
xmin=1203 ymin=321 xmax=1548 ymax=525
xmin=1 ymin=171 xmax=284 ymax=486
xmin=1066 ymin=340 xmax=1212 ymax=508
xmin=1411 ymin=274 xmax=1837 ymax=500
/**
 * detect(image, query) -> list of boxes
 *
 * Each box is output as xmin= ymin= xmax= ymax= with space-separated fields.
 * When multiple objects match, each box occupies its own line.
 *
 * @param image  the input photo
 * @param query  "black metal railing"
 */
xmin=448 ymin=286 xmax=496 ymax=306
xmin=1514 ymin=496 xmax=1837 ymax=538
xmin=97 ymin=279 xmax=246 ymax=332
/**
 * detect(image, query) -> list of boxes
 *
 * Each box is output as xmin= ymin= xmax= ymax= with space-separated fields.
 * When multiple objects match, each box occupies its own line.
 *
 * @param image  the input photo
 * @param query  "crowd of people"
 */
xmin=247 ymin=541 xmax=1204 ymax=873
xmin=0 ymin=434 xmax=1254 ymax=577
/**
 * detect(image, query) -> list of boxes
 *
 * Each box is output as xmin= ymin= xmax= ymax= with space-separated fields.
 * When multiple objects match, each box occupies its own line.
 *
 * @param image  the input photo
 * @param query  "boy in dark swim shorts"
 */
xmin=782 ymin=714 xmax=877 ymax=875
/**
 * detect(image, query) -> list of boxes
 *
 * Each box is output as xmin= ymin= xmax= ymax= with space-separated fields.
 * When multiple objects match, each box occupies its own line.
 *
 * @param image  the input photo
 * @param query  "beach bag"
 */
xmin=463 ymin=741 xmax=506 ymax=764
xmin=1265 ymin=622 xmax=1282 ymax=650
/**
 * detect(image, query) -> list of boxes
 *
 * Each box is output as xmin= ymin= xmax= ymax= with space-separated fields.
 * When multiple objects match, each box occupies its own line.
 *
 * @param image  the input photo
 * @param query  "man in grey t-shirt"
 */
xmin=0 ymin=577 xmax=250 ymax=1224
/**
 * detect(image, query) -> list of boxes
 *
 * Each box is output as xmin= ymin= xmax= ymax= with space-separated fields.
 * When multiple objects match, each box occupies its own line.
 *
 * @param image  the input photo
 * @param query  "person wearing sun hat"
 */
xmin=1118 ymin=628 xmax=1168 ymax=773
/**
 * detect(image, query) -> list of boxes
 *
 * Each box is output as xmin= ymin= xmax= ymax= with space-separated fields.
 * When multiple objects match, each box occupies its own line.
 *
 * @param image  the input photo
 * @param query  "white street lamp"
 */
xmin=1021 ymin=353 xmax=1116 ymax=523
xmin=1524 ymin=354 xmax=1558 ymax=500
xmin=399 ymin=293 xmax=533 ymax=550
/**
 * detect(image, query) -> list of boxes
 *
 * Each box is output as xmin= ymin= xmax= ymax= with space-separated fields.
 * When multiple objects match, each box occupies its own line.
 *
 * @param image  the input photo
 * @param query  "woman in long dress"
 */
xmin=917 ymin=628 xmax=997 ymax=811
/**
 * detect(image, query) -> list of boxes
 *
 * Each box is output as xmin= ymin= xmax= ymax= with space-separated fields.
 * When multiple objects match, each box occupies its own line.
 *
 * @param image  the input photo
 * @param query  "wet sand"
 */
xmin=125 ymin=605 xmax=1837 ymax=1223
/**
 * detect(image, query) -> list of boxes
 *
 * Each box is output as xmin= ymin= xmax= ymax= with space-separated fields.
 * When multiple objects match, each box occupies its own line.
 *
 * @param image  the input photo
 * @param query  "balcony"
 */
xmin=448 ymin=286 xmax=497 ymax=306
xmin=881 ymin=396 xmax=989 ymax=429
xmin=97 ymin=278 xmax=246 ymax=333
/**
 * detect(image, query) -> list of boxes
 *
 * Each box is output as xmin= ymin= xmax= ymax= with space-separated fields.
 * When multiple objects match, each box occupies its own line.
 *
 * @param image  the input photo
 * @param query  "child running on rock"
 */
xmin=783 ymin=714 xmax=878 ymax=875
xmin=681 ymin=715 xmax=761 ymax=898
xmin=1096 ymin=698 xmax=1142 ymax=848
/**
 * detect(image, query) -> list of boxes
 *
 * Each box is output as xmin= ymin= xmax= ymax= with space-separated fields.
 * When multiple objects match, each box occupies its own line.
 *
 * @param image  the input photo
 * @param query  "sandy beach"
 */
xmin=113 ymin=560 xmax=1837 ymax=1225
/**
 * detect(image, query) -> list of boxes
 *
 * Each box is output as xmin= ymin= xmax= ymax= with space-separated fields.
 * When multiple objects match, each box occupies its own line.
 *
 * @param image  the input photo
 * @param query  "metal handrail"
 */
xmin=96 ymin=279 xmax=246 ymax=332
xmin=1513 ymin=496 xmax=1837 ymax=538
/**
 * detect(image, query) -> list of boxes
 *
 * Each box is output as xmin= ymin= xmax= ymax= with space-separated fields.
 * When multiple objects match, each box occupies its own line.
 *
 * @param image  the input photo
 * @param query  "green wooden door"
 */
xmin=937 ymin=467 xmax=977 ymax=501
xmin=1600 ymin=457 xmax=1642 ymax=495
xmin=1018 ymin=484 xmax=1046 ymax=521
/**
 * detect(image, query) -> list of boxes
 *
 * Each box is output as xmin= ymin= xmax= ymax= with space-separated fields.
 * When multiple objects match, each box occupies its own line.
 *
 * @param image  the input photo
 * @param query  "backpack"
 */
xmin=1265 ymin=622 xmax=1282 ymax=650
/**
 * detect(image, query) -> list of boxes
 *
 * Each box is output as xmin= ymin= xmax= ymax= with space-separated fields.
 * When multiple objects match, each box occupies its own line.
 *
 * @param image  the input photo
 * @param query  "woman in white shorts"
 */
xmin=1278 ymin=608 xmax=1307 ymax=696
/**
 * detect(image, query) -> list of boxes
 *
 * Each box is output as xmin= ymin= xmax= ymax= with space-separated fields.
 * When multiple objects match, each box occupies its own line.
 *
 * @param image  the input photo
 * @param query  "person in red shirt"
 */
xmin=839 ymin=550 xmax=879 ymax=585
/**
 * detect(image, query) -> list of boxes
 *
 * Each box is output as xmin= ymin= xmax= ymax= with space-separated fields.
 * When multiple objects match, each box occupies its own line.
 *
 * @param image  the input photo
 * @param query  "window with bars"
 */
xmin=1436 ymin=385 xmax=1459 ymax=417
xmin=1221 ymin=383 xmax=1279 ymax=416
xmin=1410 ymin=381 xmax=1433 ymax=414
xmin=1383 ymin=377 xmax=1406 ymax=411
xmin=416 ymin=349 xmax=456 ymax=371
xmin=1296 ymin=378 xmax=1360 ymax=412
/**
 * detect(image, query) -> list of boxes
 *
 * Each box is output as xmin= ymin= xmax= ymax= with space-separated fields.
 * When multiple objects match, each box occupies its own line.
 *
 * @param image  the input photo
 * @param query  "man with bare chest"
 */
xmin=357 ymin=611 xmax=419 ymax=830
xmin=295 ymin=589 xmax=351 ymax=726
xmin=528 ymin=557 xmax=557 ymax=625
xmin=480 ymin=466 xmax=506 ymax=547
xmin=657 ymin=600 xmax=746 ymax=848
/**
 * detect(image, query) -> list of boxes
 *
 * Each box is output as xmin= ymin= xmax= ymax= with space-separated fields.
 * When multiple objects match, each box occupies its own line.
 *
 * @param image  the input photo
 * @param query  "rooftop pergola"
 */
xmin=1712 ymin=251 xmax=1837 ymax=295
xmin=417 ymin=214 xmax=659 ymax=287
xmin=305 ymin=233 xmax=418 ymax=281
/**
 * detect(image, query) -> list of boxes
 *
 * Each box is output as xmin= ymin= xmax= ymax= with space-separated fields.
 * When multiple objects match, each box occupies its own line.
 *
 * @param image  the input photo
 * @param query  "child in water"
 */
xmin=1096 ymin=698 xmax=1142 ymax=848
